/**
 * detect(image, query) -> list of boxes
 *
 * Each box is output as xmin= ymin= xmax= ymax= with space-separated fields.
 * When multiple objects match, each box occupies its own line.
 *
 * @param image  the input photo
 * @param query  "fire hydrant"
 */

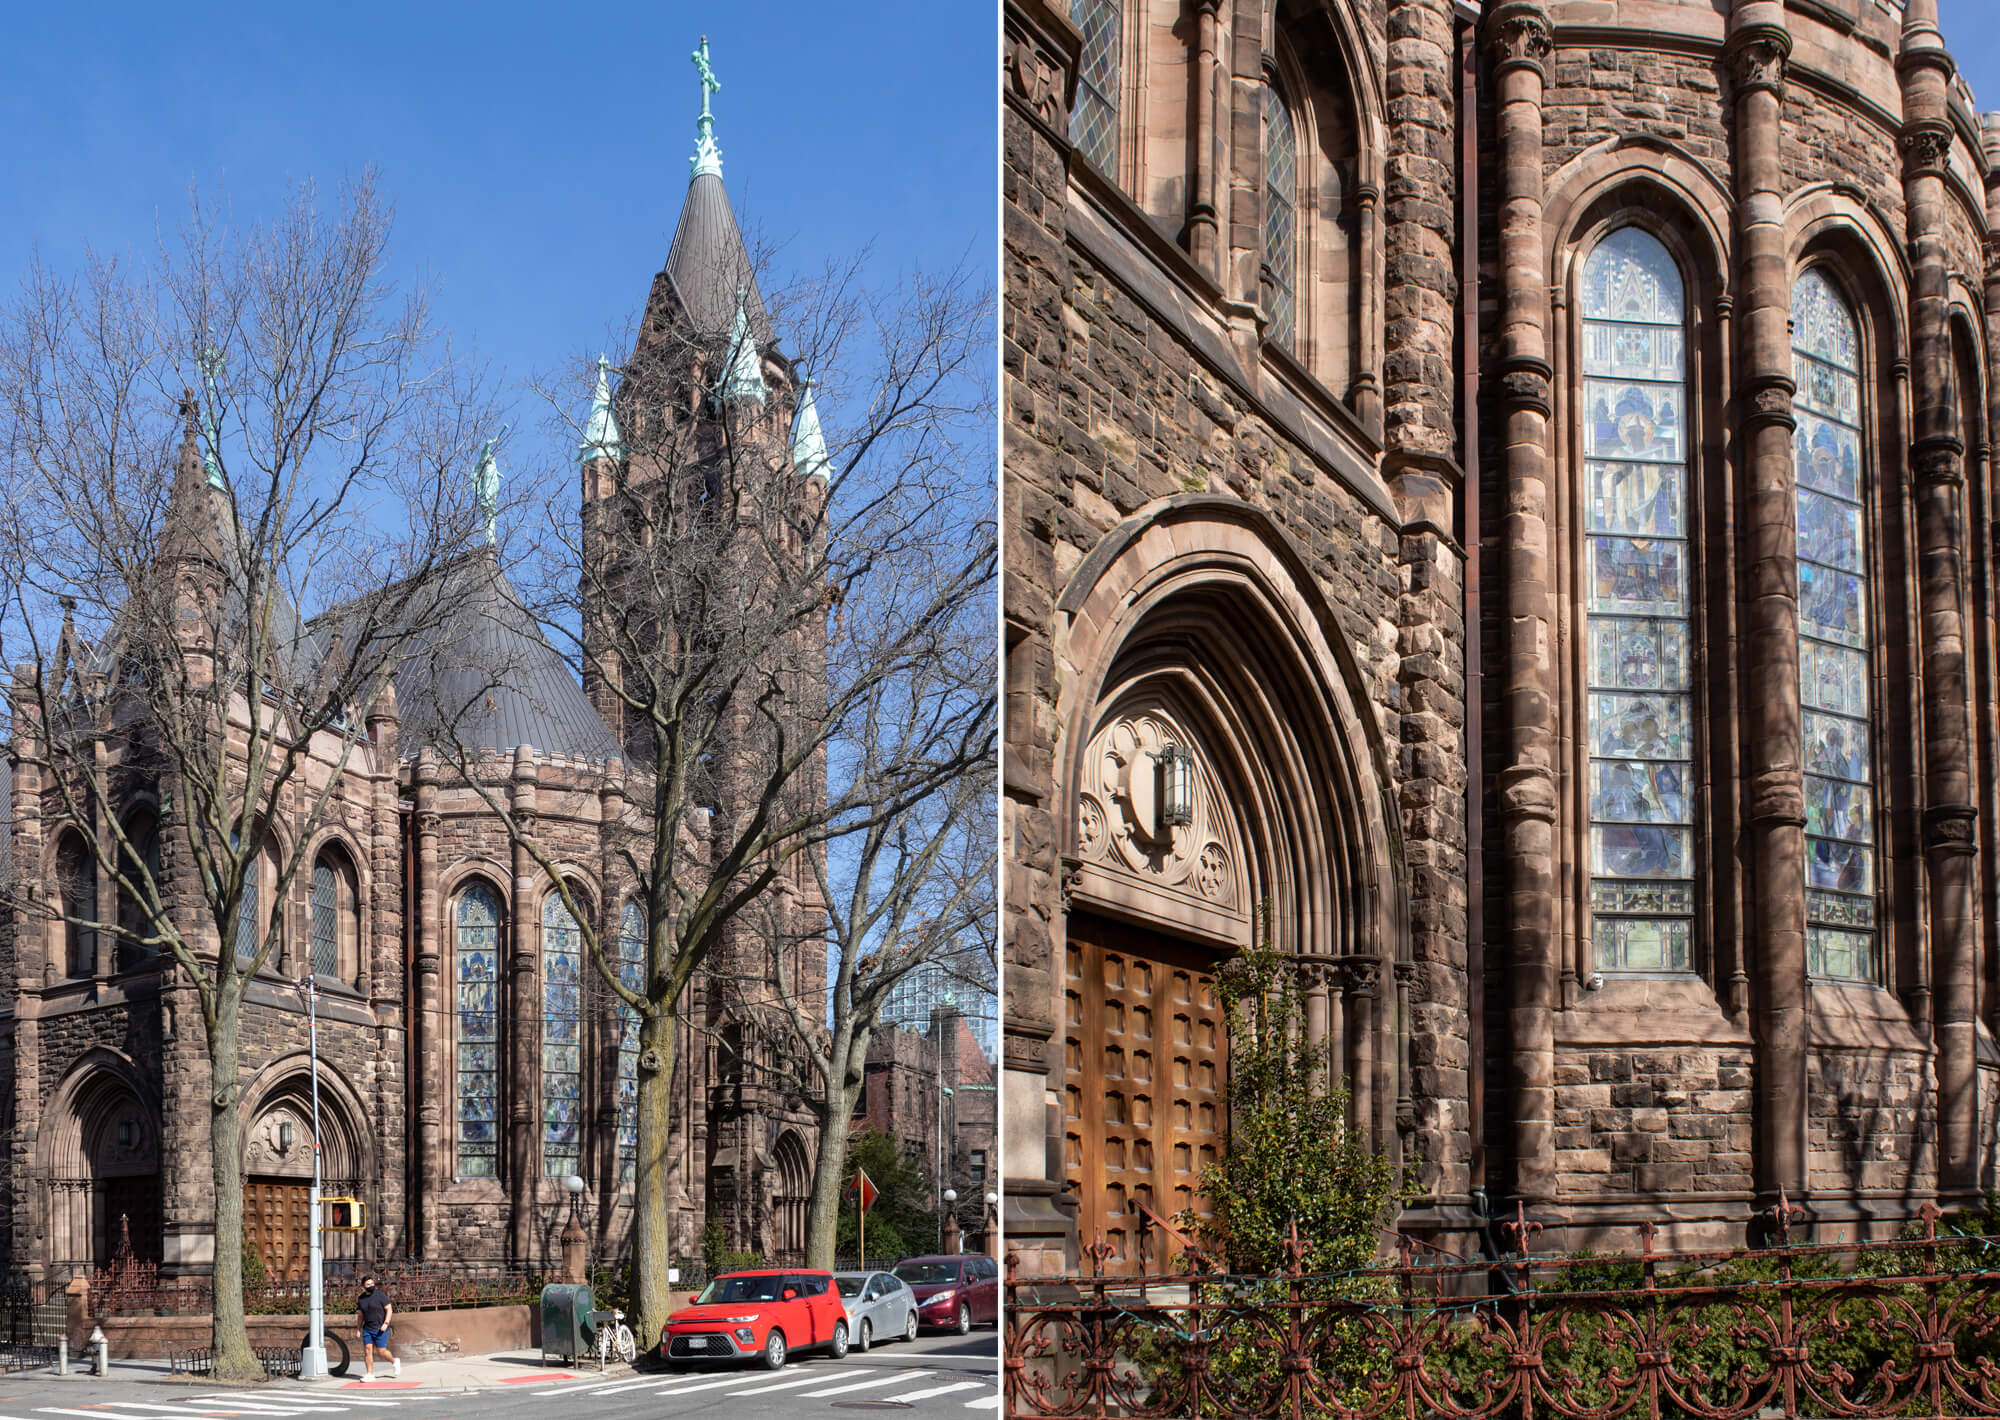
xmin=89 ymin=1325 xmax=107 ymax=1376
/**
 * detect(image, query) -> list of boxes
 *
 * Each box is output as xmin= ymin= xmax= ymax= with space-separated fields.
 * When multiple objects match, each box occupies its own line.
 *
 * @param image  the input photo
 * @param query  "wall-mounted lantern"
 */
xmin=278 ymin=1120 xmax=294 ymax=1153
xmin=116 ymin=1120 xmax=135 ymax=1149
xmin=1156 ymin=744 xmax=1195 ymax=828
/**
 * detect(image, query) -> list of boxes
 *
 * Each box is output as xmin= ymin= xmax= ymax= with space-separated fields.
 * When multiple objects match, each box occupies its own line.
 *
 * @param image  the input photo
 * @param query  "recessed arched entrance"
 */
xmin=1052 ymin=500 xmax=1408 ymax=1274
xmin=240 ymin=1067 xmax=371 ymax=1280
xmin=771 ymin=1130 xmax=810 ymax=1264
xmin=40 ymin=1053 xmax=161 ymax=1271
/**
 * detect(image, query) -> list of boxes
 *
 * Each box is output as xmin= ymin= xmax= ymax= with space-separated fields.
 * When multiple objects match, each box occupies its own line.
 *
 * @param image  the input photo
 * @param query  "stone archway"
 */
xmin=40 ymin=1054 xmax=161 ymax=1271
xmin=771 ymin=1130 xmax=810 ymax=1265
xmin=240 ymin=1069 xmax=371 ymax=1280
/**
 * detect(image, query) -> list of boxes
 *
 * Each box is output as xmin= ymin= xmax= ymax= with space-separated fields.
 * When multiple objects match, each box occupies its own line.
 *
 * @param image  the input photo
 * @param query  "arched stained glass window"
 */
xmin=1793 ymin=270 xmax=1877 ymax=983
xmin=56 ymin=832 xmax=96 ymax=978
xmin=1581 ymin=228 xmax=1693 ymax=973
xmin=616 ymin=902 xmax=645 ymax=1183
xmin=542 ymin=894 xmax=584 ymax=1179
xmin=309 ymin=854 xmax=344 ymax=980
xmin=1070 ymin=0 xmax=1120 ymax=174
xmin=1262 ymin=80 xmax=1298 ymax=351
xmin=454 ymin=883 xmax=502 ymax=1179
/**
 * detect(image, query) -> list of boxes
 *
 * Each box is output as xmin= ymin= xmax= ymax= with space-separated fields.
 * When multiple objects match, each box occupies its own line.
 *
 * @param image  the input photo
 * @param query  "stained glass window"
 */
xmin=1582 ymin=228 xmax=1694 ymax=972
xmin=1071 ymin=0 xmax=1120 ymax=175
xmin=1263 ymin=80 xmax=1298 ymax=351
xmin=235 ymin=851 xmax=260 ymax=968
xmin=455 ymin=883 xmax=501 ymax=1179
xmin=542 ymin=894 xmax=584 ymax=1179
xmin=1793 ymin=269 xmax=1877 ymax=983
xmin=309 ymin=856 xmax=341 ymax=980
xmin=616 ymin=902 xmax=646 ymax=1183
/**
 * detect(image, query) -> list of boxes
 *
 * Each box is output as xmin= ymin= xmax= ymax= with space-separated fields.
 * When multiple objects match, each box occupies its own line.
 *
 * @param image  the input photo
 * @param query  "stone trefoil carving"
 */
xmin=1077 ymin=707 xmax=1240 ymax=912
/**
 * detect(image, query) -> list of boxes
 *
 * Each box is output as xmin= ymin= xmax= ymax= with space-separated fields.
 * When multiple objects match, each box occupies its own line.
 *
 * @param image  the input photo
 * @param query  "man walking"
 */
xmin=356 ymin=1275 xmax=400 ymax=1381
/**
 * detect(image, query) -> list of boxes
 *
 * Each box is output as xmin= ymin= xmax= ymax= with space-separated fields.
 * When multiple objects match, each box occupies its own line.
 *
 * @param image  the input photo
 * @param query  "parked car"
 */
xmin=659 ymin=1268 xmax=850 ymax=1369
xmin=891 ymin=1253 xmax=1001 ymax=1333
xmin=833 ymin=1269 xmax=920 ymax=1351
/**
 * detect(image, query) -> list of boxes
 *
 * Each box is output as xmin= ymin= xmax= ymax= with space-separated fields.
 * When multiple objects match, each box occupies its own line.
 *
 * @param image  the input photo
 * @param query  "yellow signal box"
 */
xmin=321 ymin=1197 xmax=365 ymax=1232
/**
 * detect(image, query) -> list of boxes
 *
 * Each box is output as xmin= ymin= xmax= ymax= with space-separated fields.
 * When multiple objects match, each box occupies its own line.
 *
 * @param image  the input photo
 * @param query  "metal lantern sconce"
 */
xmin=116 ymin=1120 xmax=135 ymax=1149
xmin=1156 ymin=744 xmax=1195 ymax=828
xmin=278 ymin=1120 xmax=294 ymax=1153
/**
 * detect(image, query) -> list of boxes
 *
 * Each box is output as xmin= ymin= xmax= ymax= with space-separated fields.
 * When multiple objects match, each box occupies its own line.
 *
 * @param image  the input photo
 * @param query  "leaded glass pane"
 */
xmin=1583 ymin=228 xmax=1695 ymax=973
xmin=543 ymin=894 xmax=584 ymax=1179
xmin=1793 ymin=270 xmax=1878 ymax=982
xmin=310 ymin=860 xmax=340 ymax=979
xmin=1070 ymin=0 xmax=1120 ymax=175
xmin=617 ymin=902 xmax=644 ymax=1182
xmin=455 ymin=884 xmax=501 ymax=1178
xmin=236 ymin=865 xmax=259 ymax=967
xmin=1262 ymin=82 xmax=1297 ymax=351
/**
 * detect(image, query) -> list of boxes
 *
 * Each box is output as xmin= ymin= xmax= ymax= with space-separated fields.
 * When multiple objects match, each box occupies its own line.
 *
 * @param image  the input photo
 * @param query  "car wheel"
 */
xmin=857 ymin=1318 xmax=872 ymax=1353
xmin=762 ymin=1328 xmax=788 ymax=1370
xmin=955 ymin=1303 xmax=972 ymax=1336
xmin=904 ymin=1309 xmax=919 ymax=1343
xmin=829 ymin=1320 xmax=849 ymax=1360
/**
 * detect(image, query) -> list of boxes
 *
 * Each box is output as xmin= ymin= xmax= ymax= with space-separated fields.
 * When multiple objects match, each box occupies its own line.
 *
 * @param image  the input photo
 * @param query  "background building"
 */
xmin=1003 ymin=0 xmax=2000 ymax=1271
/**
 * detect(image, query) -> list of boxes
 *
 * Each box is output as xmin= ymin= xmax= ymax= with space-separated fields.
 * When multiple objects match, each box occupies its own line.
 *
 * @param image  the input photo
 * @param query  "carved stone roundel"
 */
xmin=1078 ymin=705 xmax=1239 ymax=911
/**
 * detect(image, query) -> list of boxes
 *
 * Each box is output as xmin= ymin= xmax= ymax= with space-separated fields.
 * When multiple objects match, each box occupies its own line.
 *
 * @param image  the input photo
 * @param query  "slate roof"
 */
xmin=663 ymin=170 xmax=772 ymax=345
xmin=321 ymin=549 xmax=621 ymax=762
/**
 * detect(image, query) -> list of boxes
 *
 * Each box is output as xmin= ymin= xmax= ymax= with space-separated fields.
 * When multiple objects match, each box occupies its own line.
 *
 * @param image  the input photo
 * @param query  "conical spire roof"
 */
xmin=793 ymin=380 xmax=832 ymax=480
xmin=160 ymin=392 xmax=225 ymax=565
xmin=662 ymin=38 xmax=771 ymax=344
xmin=579 ymin=356 xmax=624 ymax=464
xmin=721 ymin=288 xmax=767 ymax=406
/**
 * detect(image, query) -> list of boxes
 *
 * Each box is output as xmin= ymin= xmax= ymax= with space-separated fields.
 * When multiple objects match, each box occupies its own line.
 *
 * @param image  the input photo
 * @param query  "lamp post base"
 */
xmin=300 ymin=1344 xmax=330 ymax=1380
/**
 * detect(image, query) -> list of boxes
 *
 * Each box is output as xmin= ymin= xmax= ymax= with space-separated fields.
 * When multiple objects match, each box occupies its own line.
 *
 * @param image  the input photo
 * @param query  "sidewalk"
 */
xmin=287 ymin=1348 xmax=638 ymax=1393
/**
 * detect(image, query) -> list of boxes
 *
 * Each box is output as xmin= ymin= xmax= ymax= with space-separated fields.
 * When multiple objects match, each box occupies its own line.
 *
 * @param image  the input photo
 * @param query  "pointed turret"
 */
xmin=793 ymin=379 xmax=832 ymax=481
xmin=659 ymin=39 xmax=771 ymax=345
xmin=160 ymin=392 xmax=225 ymax=566
xmin=579 ymin=356 xmax=624 ymax=465
xmin=721 ymin=287 xmax=767 ymax=406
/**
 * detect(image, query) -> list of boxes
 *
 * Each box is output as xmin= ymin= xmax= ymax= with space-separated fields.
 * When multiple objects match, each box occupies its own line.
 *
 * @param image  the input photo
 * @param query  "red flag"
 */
xmin=844 ymin=1169 xmax=879 ymax=1213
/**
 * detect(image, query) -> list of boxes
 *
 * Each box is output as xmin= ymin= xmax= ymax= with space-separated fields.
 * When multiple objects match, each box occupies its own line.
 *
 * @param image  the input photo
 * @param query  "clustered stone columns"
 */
xmin=1188 ymin=0 xmax=1223 ymax=281
xmin=507 ymin=746 xmax=539 ymax=1262
xmin=1485 ymin=0 xmax=1558 ymax=1208
xmin=1985 ymin=116 xmax=2000 ymax=1046
xmin=1899 ymin=0 xmax=1982 ymax=1202
xmin=412 ymin=750 xmax=442 ymax=1257
xmin=1727 ymin=0 xmax=1808 ymax=1220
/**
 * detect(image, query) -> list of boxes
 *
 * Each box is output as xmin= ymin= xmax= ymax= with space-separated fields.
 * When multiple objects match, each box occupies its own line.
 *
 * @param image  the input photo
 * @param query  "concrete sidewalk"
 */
xmin=287 ymin=1348 xmax=638 ymax=1393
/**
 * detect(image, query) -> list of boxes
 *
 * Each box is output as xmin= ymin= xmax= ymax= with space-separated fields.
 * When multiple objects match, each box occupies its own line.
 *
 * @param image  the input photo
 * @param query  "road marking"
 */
xmin=881 ymin=1381 xmax=986 ymax=1403
xmin=725 ymin=1372 xmax=846 ymax=1396
xmin=38 ymin=1411 xmax=315 ymax=1420
xmin=801 ymin=1370 xmax=931 ymax=1398
xmin=964 ymin=1394 xmax=1002 ymax=1410
xmin=651 ymin=1371 xmax=818 ymax=1397
xmin=531 ymin=1377 xmax=657 ymax=1397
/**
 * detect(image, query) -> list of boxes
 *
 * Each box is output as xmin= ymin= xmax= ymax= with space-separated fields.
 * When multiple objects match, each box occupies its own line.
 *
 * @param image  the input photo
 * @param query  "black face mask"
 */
xmin=361 ymin=1285 xmax=375 ymax=1295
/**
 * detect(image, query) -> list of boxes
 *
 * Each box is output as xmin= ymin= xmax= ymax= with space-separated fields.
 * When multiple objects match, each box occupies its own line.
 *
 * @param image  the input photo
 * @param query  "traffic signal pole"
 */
xmin=300 ymin=971 xmax=329 ymax=1380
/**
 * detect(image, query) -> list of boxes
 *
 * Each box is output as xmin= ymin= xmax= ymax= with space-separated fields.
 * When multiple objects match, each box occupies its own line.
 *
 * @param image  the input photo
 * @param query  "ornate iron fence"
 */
xmin=94 ymin=1258 xmax=549 ymax=1316
xmin=1005 ymin=1203 xmax=2000 ymax=1420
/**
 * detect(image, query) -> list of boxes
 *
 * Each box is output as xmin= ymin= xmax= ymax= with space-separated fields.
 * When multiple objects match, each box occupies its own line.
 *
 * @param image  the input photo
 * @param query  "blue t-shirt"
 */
xmin=357 ymin=1289 xmax=389 ymax=1330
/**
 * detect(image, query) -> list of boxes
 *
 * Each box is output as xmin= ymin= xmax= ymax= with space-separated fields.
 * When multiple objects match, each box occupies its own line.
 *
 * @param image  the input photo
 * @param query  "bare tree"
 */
xmin=438 ymin=253 xmax=995 ymax=1344
xmin=0 ymin=176 xmax=491 ymax=1379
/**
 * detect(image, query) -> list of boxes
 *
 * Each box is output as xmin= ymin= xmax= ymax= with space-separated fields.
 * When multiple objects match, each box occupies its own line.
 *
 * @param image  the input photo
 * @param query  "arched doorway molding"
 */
xmin=38 ymin=1049 xmax=161 ymax=1270
xmin=771 ymin=1129 xmax=810 ymax=1264
xmin=238 ymin=1054 xmax=375 ymax=1277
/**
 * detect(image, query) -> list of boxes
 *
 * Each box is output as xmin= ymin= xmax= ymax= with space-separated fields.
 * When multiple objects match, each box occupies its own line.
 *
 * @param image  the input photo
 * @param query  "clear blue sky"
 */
xmin=0 ymin=1 xmax=995 ymax=443
xmin=1941 ymin=1 xmax=2000 ymax=129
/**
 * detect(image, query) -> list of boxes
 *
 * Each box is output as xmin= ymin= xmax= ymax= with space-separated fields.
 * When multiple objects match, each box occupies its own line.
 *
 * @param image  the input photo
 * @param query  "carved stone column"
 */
xmin=413 ymin=751 xmax=442 ymax=1257
xmin=508 ymin=747 xmax=540 ymax=1262
xmin=1900 ymin=0 xmax=1980 ymax=1200
xmin=1729 ymin=0 xmax=1807 ymax=1218
xmin=1485 ymin=0 xmax=1559 ymax=1207
xmin=1983 ymin=117 xmax=2000 ymax=1039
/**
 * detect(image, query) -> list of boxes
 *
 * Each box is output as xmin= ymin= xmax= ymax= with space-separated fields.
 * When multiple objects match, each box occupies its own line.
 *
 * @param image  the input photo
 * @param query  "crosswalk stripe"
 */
xmin=39 ymin=1411 xmax=315 ymax=1420
xmin=882 ymin=1381 xmax=986 ymax=1403
xmin=533 ymin=1375 xmax=659 ymax=1397
xmin=802 ymin=1370 xmax=931 ymax=1398
xmin=726 ymin=1371 xmax=848 ymax=1396
xmin=199 ymin=1400 xmax=399 ymax=1410
xmin=651 ymin=1371 xmax=815 ymax=1397
xmin=56 ymin=1407 xmax=333 ymax=1418
xmin=964 ymin=1395 xmax=1002 ymax=1410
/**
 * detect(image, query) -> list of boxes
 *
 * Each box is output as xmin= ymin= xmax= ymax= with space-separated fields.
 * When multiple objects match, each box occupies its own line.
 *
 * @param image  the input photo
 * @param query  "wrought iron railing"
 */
xmin=1005 ymin=1203 xmax=2000 ymax=1420
xmin=93 ymin=1258 xmax=549 ymax=1316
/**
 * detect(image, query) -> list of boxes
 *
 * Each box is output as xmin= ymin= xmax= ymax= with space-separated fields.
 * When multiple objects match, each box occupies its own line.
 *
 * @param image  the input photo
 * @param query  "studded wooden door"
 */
xmin=1063 ymin=913 xmax=1226 ymax=1275
xmin=243 ymin=1179 xmax=311 ymax=1281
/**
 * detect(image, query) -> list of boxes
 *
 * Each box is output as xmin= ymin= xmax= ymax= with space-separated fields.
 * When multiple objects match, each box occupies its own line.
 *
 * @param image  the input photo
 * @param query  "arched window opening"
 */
xmin=1581 ymin=227 xmax=1693 ymax=973
xmin=1793 ymin=269 xmax=1878 ymax=983
xmin=309 ymin=847 xmax=359 ymax=983
xmin=454 ymin=883 xmax=502 ymax=1179
xmin=55 ymin=832 xmax=96 ymax=979
xmin=231 ymin=833 xmax=274 ymax=969
xmin=1262 ymin=77 xmax=1299 ymax=351
xmin=772 ymin=1131 xmax=810 ymax=1264
xmin=1071 ymin=0 xmax=1120 ymax=176
xmin=616 ymin=902 xmax=645 ymax=1183
xmin=542 ymin=892 xmax=585 ymax=1179
xmin=115 ymin=808 xmax=161 ymax=970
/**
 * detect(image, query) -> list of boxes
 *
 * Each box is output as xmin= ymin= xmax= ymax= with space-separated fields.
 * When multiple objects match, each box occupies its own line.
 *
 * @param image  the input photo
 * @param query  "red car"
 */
xmin=892 ymin=1254 xmax=1001 ymax=1333
xmin=660 ymin=1269 xmax=850 ymax=1369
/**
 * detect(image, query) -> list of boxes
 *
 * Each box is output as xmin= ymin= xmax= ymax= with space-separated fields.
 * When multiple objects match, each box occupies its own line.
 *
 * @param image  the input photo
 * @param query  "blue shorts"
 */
xmin=362 ymin=1326 xmax=390 ymax=1348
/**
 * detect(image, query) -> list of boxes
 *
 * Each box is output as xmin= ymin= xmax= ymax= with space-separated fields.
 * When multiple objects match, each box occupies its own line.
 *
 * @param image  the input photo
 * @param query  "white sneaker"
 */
xmin=391 ymin=1358 xmax=401 ymax=1378
xmin=360 ymin=1373 xmax=374 ymax=1382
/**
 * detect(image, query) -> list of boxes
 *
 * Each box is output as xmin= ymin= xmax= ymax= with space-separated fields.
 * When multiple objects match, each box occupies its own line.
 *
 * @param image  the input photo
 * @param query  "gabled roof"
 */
xmin=663 ymin=170 xmax=772 ymax=345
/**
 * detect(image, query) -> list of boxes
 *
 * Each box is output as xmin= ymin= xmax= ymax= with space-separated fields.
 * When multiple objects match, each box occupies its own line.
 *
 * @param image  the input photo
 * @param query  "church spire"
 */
xmin=579 ymin=356 xmax=624 ymax=465
xmin=793 ymin=379 xmax=831 ymax=480
xmin=691 ymin=35 xmax=724 ymax=180
xmin=721 ymin=286 xmax=765 ymax=406
xmin=197 ymin=344 xmax=227 ymax=491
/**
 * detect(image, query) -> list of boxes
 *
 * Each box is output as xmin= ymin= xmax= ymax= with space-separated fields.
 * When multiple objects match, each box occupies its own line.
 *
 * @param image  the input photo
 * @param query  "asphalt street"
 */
xmin=0 ymin=1332 xmax=998 ymax=1420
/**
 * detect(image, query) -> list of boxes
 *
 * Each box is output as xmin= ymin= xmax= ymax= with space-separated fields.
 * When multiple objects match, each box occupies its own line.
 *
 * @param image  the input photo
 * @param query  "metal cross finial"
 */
xmin=690 ymin=36 xmax=724 ymax=179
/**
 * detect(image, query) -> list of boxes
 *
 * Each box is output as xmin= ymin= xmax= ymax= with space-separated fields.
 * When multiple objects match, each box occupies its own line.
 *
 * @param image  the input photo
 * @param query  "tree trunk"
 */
xmin=207 ymin=991 xmax=259 ymax=1380
xmin=628 ymin=1007 xmax=677 ymax=1351
xmin=803 ymin=1026 xmax=862 ymax=1270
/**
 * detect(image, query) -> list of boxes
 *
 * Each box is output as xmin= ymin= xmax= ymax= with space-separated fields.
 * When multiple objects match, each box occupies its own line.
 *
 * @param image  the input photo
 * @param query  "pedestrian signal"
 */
xmin=321 ymin=1197 xmax=365 ymax=1232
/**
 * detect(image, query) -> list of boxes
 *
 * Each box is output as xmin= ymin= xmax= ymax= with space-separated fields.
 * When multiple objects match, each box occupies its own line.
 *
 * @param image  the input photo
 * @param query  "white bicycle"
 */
xmin=594 ymin=1308 xmax=637 ymax=1367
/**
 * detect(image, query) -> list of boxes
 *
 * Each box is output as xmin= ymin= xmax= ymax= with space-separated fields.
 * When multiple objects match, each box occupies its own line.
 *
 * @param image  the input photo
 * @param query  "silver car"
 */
xmin=833 ymin=1269 xmax=919 ymax=1351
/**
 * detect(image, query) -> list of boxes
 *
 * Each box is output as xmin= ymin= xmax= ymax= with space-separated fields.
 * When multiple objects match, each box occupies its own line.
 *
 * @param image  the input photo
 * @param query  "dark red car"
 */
xmin=891 ymin=1254 xmax=1000 ymax=1333
xmin=659 ymin=1269 xmax=850 ymax=1369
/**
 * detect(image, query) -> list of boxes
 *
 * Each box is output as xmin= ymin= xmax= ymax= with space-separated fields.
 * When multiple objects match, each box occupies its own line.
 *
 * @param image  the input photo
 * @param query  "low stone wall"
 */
xmin=88 ymin=1303 xmax=535 ymax=1360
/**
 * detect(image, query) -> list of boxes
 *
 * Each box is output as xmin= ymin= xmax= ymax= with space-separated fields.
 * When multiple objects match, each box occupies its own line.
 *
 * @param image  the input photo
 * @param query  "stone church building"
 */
xmin=1003 ymin=0 xmax=2000 ymax=1270
xmin=0 ymin=95 xmax=826 ymax=1284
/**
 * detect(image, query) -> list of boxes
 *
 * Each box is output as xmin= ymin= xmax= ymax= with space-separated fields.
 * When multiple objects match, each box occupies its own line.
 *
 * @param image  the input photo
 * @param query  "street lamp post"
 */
xmin=985 ymin=1192 xmax=998 ymax=1258
xmin=298 ymin=972 xmax=329 ymax=1380
xmin=942 ymin=1189 xmax=959 ymax=1255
